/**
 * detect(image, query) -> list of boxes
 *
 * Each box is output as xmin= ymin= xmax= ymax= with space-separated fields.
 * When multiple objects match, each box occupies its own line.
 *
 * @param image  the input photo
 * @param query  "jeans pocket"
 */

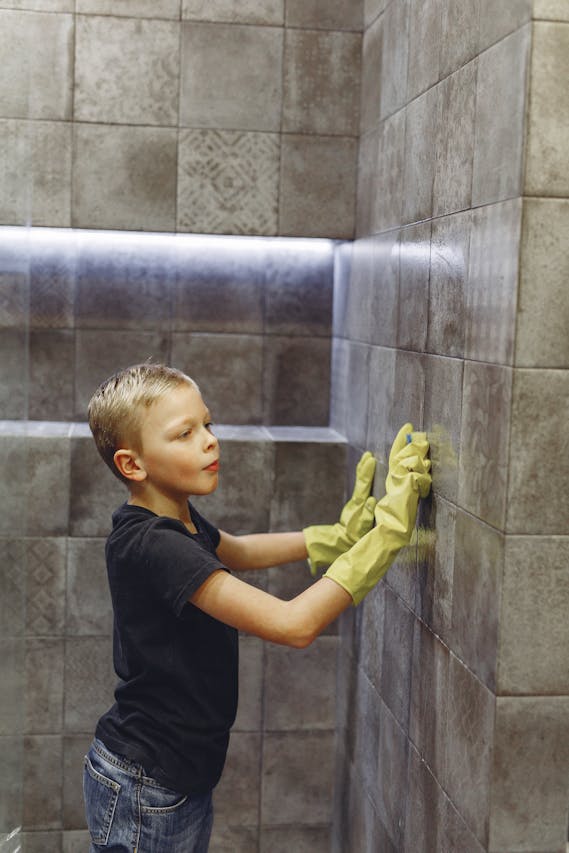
xmin=83 ymin=755 xmax=121 ymax=845
xmin=140 ymin=781 xmax=188 ymax=815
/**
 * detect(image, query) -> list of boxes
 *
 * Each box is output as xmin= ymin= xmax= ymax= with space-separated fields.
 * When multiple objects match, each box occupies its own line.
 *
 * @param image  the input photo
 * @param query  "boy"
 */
xmin=84 ymin=363 xmax=430 ymax=852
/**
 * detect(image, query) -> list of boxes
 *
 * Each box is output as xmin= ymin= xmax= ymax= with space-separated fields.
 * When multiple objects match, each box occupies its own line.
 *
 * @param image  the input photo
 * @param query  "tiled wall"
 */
xmin=0 ymin=228 xmax=334 ymax=427
xmin=0 ymin=1 xmax=362 ymax=238
xmin=0 ymin=422 xmax=346 ymax=852
xmin=332 ymin=1 xmax=569 ymax=851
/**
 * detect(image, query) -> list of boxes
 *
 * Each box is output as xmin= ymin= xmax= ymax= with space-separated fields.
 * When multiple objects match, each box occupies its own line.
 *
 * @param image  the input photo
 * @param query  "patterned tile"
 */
xmin=0 ymin=538 xmax=26 ymax=637
xmin=178 ymin=129 xmax=279 ymax=236
xmin=25 ymin=539 xmax=66 ymax=637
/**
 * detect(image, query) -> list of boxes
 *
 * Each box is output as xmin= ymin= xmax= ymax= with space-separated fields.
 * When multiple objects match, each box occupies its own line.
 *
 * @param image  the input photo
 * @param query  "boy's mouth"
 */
xmin=204 ymin=460 xmax=219 ymax=472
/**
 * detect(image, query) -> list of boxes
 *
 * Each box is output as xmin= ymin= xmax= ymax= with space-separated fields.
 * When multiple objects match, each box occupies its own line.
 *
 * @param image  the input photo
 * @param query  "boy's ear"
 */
xmin=113 ymin=448 xmax=147 ymax=482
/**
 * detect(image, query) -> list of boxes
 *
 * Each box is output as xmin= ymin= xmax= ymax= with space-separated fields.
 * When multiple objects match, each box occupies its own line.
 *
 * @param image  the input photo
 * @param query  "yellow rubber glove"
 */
xmin=323 ymin=426 xmax=431 ymax=605
xmin=303 ymin=451 xmax=377 ymax=576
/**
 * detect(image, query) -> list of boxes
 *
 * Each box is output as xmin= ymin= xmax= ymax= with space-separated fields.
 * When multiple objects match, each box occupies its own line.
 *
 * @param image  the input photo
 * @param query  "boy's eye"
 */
xmin=178 ymin=429 xmax=192 ymax=439
xmin=205 ymin=421 xmax=214 ymax=432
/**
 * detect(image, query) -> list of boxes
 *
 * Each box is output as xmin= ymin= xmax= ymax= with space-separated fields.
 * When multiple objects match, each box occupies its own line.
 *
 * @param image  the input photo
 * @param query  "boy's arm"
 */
xmin=190 ymin=569 xmax=352 ymax=648
xmin=216 ymin=530 xmax=308 ymax=571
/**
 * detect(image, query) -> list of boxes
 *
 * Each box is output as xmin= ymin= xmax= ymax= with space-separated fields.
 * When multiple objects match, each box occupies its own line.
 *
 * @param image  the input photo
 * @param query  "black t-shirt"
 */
xmin=96 ymin=502 xmax=238 ymax=796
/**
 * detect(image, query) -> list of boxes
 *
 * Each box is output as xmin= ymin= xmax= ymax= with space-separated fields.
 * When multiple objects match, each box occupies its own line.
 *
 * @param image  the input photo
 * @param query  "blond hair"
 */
xmin=88 ymin=363 xmax=199 ymax=484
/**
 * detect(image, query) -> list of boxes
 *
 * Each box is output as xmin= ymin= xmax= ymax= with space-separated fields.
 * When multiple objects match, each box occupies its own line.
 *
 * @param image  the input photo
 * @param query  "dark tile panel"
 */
xmin=23 ymin=735 xmax=63 ymax=831
xmin=69 ymin=429 xmax=127 ymax=538
xmin=63 ymin=636 xmax=115 ymax=734
xmin=423 ymin=354 xmax=464 ymax=505
xmin=66 ymin=538 xmax=112 ymax=637
xmin=29 ymin=330 xmax=75 ymax=421
xmin=380 ymin=586 xmax=415 ymax=732
xmin=25 ymin=638 xmax=64 ymax=735
xmin=263 ymin=336 xmax=331 ymax=426
xmin=212 ymin=732 xmax=261 ymax=828
xmin=427 ymin=209 xmax=471 ymax=359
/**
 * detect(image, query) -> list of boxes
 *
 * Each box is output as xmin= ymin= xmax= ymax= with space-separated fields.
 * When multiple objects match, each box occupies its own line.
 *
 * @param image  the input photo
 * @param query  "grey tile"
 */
xmin=66 ymin=538 xmax=112 ymax=636
xmin=72 ymin=124 xmax=177 ymax=232
xmin=25 ymin=538 xmax=66 ymax=637
xmin=451 ymin=511 xmax=504 ymax=690
xmin=389 ymin=349 xmax=425 ymax=440
xmin=359 ymin=581 xmax=386 ymax=690
xmin=279 ymin=134 xmax=357 ymax=239
xmin=232 ymin=637 xmax=263 ymax=732
xmin=264 ymin=637 xmax=337 ymax=730
xmin=433 ymin=62 xmax=477 ymax=218
xmin=365 ymin=345 xmax=396 ymax=461
xmin=2 ymin=0 xmax=72 ymax=8
xmin=264 ymin=240 xmax=334 ymax=338
xmin=355 ymin=127 xmax=380 ymax=236
xmin=27 ymin=436 xmax=70 ymax=537
xmin=368 ymin=230 xmax=400 ymax=346
xmin=209 ymin=825 xmax=258 ymax=853
xmin=172 ymin=333 xmax=264 ymax=424
xmin=75 ymin=232 xmax=174 ymax=331
xmin=0 ymin=736 xmax=23 ymax=830
xmin=403 ymin=746 xmax=444 ymax=853
xmin=0 ymin=11 xmax=73 ymax=120
xmin=478 ymin=0 xmax=531 ymax=49
xmin=376 ymin=701 xmax=409 ymax=848
xmin=423 ymin=354 xmax=463 ymax=504
xmin=286 ymin=0 xmax=362 ymax=30
xmin=283 ymin=30 xmax=361 ymax=136
xmin=22 ymin=831 xmax=62 ymax=853
xmin=507 ymin=369 xmax=569 ymax=535
xmin=364 ymin=0 xmax=387 ymax=27
xmin=23 ymin=735 xmax=62 ymax=830
xmin=192 ymin=437 xmax=274 ymax=534
xmin=0 ymin=119 xmax=72 ymax=227
xmin=75 ymin=16 xmax=179 ymax=125
xmin=458 ymin=361 xmax=512 ymax=530
xmin=498 ymin=536 xmax=569 ymax=695
xmin=353 ymin=669 xmax=381 ymax=795
xmin=62 ymin=734 xmax=91 ymax=830
xmin=533 ymin=0 xmax=569 ymax=20
xmin=62 ymin=831 xmax=91 ymax=853
xmin=269 ymin=438 xmax=346 ymax=532
xmin=69 ymin=432 xmax=127 ymax=538
xmin=445 ymin=654 xmax=494 ymax=847
xmin=525 ymin=21 xmax=569 ymax=196
xmin=260 ymin=826 xmax=331 ymax=853
xmin=331 ymin=339 xmax=370 ymax=447
xmin=427 ymin=209 xmax=471 ymax=358
xmin=359 ymin=14 xmax=383 ymax=134
xmin=78 ymin=0 xmax=180 ymax=16
xmin=173 ymin=236 xmax=265 ymax=334
xmin=0 ymin=434 xmax=31 ymax=537
xmin=63 ymin=637 xmax=115 ymax=733
xmin=178 ymin=129 xmax=280 ymax=236
xmin=380 ymin=586 xmax=415 ymax=732
xmin=0 ymin=538 xmax=26 ymax=637
xmin=402 ymin=86 xmax=439 ymax=225
xmin=409 ymin=620 xmax=449 ymax=780
xmin=180 ymin=23 xmax=283 ymax=131
xmin=372 ymin=110 xmax=405 ymax=231
xmin=0 ymin=253 xmax=27 ymax=330
xmin=212 ymin=732 xmax=260 ymax=826
xmin=261 ymin=731 xmax=335 ymax=824
xmin=472 ymin=27 xmax=530 ymax=206
xmin=182 ymin=0 xmax=283 ymax=24
xmin=439 ymin=0 xmax=480 ymax=78
xmin=0 ymin=638 xmax=24 ymax=735
xmin=465 ymin=199 xmax=522 ymax=364
xmin=29 ymin=234 xmax=76 ymax=329
xmin=0 ymin=328 xmax=27 ymax=418
xmin=398 ymin=220 xmax=431 ymax=351
xmin=407 ymin=0 xmax=442 ymax=100
xmin=416 ymin=494 xmax=456 ymax=643
xmin=516 ymin=198 xmax=569 ymax=368
xmin=25 ymin=639 xmax=64 ymax=734
xmin=75 ymin=328 xmax=170 ymax=420
xmin=489 ymin=696 xmax=569 ymax=851
xmin=380 ymin=0 xmax=409 ymax=118
xmin=263 ymin=335 xmax=331 ymax=426
xmin=29 ymin=330 xmax=75 ymax=421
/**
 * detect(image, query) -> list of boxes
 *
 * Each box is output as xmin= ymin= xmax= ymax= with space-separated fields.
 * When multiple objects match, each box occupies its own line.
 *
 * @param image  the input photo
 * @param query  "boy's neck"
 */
xmin=127 ymin=489 xmax=198 ymax=534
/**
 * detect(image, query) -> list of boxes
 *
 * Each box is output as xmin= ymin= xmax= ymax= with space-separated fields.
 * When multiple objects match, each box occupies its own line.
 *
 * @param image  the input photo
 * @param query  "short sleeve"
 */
xmin=140 ymin=517 xmax=226 ymax=617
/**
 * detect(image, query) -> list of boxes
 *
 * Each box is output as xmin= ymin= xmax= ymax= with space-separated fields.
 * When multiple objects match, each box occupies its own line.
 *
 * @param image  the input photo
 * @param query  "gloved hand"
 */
xmin=323 ymin=425 xmax=431 ymax=605
xmin=303 ymin=451 xmax=377 ymax=576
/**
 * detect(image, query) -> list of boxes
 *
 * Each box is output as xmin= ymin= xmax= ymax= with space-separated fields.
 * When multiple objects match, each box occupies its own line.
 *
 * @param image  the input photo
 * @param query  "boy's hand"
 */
xmin=323 ymin=426 xmax=431 ymax=605
xmin=303 ymin=451 xmax=377 ymax=576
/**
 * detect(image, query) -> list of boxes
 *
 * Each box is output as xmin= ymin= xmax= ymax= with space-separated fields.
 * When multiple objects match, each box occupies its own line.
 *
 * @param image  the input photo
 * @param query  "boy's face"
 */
xmin=133 ymin=382 xmax=219 ymax=499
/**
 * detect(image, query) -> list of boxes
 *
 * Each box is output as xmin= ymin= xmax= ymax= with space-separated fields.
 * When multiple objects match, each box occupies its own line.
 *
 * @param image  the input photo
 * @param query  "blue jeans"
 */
xmin=83 ymin=738 xmax=213 ymax=852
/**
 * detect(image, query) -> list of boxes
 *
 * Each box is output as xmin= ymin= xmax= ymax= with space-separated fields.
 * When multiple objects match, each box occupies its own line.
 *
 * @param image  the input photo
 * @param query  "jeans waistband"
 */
xmin=91 ymin=737 xmax=161 ymax=786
